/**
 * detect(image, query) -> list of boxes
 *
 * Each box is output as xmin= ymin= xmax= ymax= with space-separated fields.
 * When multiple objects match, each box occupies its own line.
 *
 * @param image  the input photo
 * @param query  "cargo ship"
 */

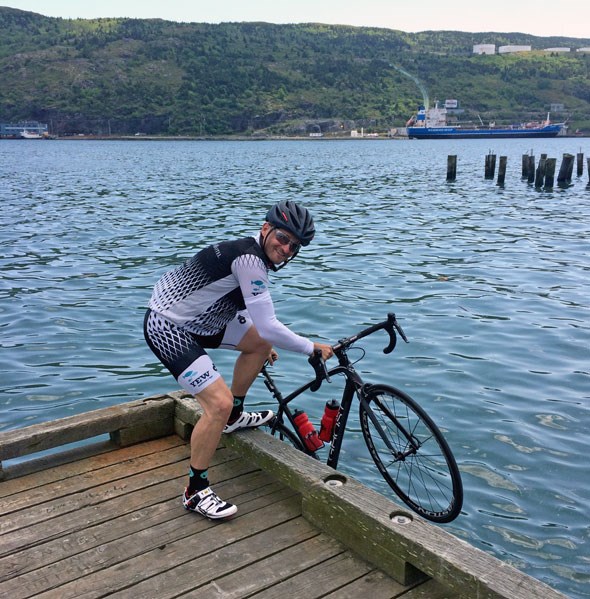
xmin=406 ymin=103 xmax=565 ymax=139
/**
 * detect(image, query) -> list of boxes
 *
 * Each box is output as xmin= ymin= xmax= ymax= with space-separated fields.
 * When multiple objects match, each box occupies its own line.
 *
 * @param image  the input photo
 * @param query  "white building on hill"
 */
xmin=473 ymin=44 xmax=496 ymax=55
xmin=498 ymin=45 xmax=532 ymax=54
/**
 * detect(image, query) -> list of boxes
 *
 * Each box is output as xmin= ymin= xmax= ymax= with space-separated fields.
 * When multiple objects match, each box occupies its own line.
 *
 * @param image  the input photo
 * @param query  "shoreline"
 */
xmin=2 ymin=133 xmax=587 ymax=141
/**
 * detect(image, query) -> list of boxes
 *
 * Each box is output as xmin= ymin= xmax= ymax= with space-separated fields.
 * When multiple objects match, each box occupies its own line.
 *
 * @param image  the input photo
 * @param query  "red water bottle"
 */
xmin=293 ymin=410 xmax=324 ymax=451
xmin=319 ymin=399 xmax=340 ymax=442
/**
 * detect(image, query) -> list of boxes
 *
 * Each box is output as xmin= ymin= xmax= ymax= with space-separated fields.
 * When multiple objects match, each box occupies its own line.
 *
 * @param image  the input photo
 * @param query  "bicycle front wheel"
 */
xmin=359 ymin=384 xmax=463 ymax=523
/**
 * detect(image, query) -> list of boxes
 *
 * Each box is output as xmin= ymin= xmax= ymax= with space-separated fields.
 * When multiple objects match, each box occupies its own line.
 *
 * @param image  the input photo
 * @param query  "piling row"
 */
xmin=446 ymin=150 xmax=589 ymax=189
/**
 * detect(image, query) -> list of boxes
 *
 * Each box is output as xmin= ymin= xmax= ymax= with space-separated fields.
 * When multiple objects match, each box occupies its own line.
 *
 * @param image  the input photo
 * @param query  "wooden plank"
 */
xmin=321 ymin=569 xmax=420 ymax=599
xmin=0 ymin=443 xmax=192 ymax=519
xmin=115 ymin=531 xmax=342 ymax=599
xmin=0 ymin=395 xmax=175 ymax=463
xmin=0 ymin=447 xmax=249 ymax=555
xmin=223 ymin=428 xmax=569 ymax=598
xmin=0 ymin=471 xmax=281 ymax=582
xmin=400 ymin=578 xmax=458 ymax=598
xmin=0 ymin=435 xmax=184 ymax=497
xmin=188 ymin=536 xmax=350 ymax=599
xmin=1 ymin=486 xmax=299 ymax=599
xmin=0 ymin=394 xmax=568 ymax=599
xmin=247 ymin=553 xmax=385 ymax=599
xmin=30 ymin=498 xmax=306 ymax=599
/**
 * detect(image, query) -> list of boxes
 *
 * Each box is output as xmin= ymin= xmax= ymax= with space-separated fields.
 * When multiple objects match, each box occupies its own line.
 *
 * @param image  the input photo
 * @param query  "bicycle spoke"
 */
xmin=360 ymin=384 xmax=463 ymax=523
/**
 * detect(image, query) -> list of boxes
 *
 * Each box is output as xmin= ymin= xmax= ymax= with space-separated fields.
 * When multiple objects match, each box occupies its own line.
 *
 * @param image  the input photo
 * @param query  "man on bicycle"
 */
xmin=144 ymin=200 xmax=333 ymax=520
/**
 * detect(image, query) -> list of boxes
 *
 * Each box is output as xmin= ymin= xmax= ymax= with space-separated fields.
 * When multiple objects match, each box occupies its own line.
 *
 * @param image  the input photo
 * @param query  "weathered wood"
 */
xmin=527 ymin=154 xmax=535 ymax=183
xmin=544 ymin=158 xmax=557 ymax=189
xmin=225 ymin=427 xmax=568 ymax=598
xmin=521 ymin=153 xmax=528 ymax=178
xmin=577 ymin=152 xmax=584 ymax=177
xmin=535 ymin=155 xmax=546 ymax=187
xmin=484 ymin=152 xmax=496 ymax=179
xmin=0 ymin=395 xmax=175 ymax=467
xmin=497 ymin=155 xmax=507 ymax=185
xmin=557 ymin=153 xmax=574 ymax=186
xmin=0 ymin=394 xmax=568 ymax=599
xmin=320 ymin=569 xmax=415 ymax=599
xmin=446 ymin=155 xmax=457 ymax=181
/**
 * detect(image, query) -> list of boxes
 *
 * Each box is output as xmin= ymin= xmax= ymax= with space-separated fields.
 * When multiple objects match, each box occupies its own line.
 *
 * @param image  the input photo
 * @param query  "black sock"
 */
xmin=187 ymin=466 xmax=209 ymax=494
xmin=228 ymin=395 xmax=245 ymax=424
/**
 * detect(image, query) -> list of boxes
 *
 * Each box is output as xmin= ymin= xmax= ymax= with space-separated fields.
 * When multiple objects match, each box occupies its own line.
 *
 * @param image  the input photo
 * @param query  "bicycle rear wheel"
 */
xmin=269 ymin=420 xmax=306 ymax=452
xmin=359 ymin=383 xmax=463 ymax=523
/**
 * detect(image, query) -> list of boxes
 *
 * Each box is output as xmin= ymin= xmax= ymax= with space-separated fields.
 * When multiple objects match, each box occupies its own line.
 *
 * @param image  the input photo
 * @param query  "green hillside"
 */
xmin=1 ymin=7 xmax=589 ymax=135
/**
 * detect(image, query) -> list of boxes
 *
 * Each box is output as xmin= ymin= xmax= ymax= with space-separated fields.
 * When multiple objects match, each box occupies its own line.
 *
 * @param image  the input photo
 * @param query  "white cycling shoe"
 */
xmin=182 ymin=487 xmax=238 ymax=519
xmin=223 ymin=410 xmax=274 ymax=434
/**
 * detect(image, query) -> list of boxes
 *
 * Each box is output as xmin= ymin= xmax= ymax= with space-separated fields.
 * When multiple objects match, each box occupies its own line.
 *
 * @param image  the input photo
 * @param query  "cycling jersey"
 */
xmin=148 ymin=234 xmax=314 ymax=355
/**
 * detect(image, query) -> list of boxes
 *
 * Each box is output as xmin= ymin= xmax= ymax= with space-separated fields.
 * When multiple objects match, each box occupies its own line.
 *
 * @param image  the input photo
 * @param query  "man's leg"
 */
xmin=190 ymin=377 xmax=233 ymax=468
xmin=223 ymin=324 xmax=275 ymax=433
xmin=231 ymin=325 xmax=272 ymax=396
xmin=182 ymin=378 xmax=238 ymax=519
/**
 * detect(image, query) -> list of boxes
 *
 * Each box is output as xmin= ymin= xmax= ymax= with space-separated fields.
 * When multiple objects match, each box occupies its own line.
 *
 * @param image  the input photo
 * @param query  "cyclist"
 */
xmin=144 ymin=200 xmax=333 ymax=520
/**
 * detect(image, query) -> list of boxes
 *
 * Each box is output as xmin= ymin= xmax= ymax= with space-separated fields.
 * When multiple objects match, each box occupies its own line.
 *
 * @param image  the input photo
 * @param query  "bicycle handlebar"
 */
xmin=307 ymin=313 xmax=409 ymax=392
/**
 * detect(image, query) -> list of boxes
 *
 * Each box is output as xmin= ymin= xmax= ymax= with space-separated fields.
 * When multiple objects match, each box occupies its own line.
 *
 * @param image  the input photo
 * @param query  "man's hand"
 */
xmin=267 ymin=348 xmax=279 ymax=365
xmin=313 ymin=342 xmax=333 ymax=361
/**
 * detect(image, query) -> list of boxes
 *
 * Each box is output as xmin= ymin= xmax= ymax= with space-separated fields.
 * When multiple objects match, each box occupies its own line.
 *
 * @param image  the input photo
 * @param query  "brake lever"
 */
xmin=383 ymin=313 xmax=408 ymax=353
xmin=393 ymin=314 xmax=409 ymax=344
xmin=308 ymin=349 xmax=330 ymax=391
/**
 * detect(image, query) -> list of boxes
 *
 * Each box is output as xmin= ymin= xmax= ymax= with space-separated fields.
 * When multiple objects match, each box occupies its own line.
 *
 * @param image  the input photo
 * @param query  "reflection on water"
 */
xmin=1 ymin=138 xmax=589 ymax=597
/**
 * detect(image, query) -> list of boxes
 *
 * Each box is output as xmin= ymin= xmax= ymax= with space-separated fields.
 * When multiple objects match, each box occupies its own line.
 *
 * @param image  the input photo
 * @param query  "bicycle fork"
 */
xmin=359 ymin=388 xmax=421 ymax=461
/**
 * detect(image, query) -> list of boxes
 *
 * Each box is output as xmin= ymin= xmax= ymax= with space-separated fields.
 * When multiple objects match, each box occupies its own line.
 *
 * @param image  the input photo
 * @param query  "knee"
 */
xmin=252 ymin=337 xmax=272 ymax=357
xmin=198 ymin=388 xmax=233 ymax=423
xmin=211 ymin=392 xmax=234 ymax=421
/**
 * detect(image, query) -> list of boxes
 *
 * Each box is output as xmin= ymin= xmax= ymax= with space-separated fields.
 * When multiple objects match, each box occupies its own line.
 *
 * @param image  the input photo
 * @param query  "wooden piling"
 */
xmin=544 ymin=158 xmax=557 ymax=189
xmin=576 ymin=152 xmax=584 ymax=177
xmin=527 ymin=155 xmax=535 ymax=183
xmin=446 ymin=155 xmax=457 ymax=181
xmin=587 ymin=157 xmax=590 ymax=185
xmin=497 ymin=156 xmax=507 ymax=185
xmin=521 ymin=154 xmax=529 ymax=178
xmin=557 ymin=153 xmax=574 ymax=186
xmin=535 ymin=156 xmax=547 ymax=188
xmin=485 ymin=152 xmax=496 ymax=179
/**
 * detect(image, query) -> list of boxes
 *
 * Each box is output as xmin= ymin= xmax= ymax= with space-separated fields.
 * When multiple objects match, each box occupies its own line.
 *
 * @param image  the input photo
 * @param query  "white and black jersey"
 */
xmin=147 ymin=234 xmax=313 ymax=356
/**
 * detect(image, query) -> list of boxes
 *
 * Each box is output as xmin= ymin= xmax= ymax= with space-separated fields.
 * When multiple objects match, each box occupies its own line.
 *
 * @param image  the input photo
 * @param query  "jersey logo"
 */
xmin=251 ymin=279 xmax=267 ymax=296
xmin=181 ymin=369 xmax=212 ymax=388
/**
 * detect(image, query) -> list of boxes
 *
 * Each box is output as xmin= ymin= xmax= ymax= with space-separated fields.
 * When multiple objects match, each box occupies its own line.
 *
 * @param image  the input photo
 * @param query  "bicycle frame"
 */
xmin=262 ymin=350 xmax=363 ymax=469
xmin=262 ymin=312 xmax=409 ymax=470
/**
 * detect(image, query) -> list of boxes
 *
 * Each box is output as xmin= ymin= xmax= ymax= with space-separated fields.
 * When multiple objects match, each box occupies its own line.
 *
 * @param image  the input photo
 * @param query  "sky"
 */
xmin=2 ymin=0 xmax=589 ymax=39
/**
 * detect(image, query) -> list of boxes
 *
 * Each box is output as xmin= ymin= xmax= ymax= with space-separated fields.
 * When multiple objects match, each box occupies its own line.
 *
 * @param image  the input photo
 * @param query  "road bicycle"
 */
xmin=261 ymin=313 xmax=463 ymax=523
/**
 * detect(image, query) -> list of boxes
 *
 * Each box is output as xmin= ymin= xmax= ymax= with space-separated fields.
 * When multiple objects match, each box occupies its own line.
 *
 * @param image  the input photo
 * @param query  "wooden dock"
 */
xmin=0 ymin=392 xmax=567 ymax=598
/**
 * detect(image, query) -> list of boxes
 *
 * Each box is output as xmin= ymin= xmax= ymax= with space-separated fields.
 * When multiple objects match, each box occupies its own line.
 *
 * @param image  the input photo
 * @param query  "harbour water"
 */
xmin=1 ymin=138 xmax=588 ymax=597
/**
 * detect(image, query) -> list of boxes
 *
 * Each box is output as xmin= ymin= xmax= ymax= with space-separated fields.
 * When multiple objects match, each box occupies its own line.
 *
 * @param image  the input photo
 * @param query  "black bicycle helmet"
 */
xmin=265 ymin=200 xmax=315 ymax=246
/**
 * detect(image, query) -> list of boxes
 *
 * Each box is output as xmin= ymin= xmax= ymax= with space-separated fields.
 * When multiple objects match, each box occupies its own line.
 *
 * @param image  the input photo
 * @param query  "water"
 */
xmin=1 ymin=138 xmax=589 ymax=597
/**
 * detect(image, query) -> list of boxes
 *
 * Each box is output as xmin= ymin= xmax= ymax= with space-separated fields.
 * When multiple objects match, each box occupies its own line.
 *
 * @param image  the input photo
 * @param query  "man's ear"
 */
xmin=261 ymin=222 xmax=272 ymax=235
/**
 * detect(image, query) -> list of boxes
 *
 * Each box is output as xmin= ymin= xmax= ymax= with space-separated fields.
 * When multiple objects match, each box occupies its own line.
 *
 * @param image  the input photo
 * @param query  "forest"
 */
xmin=1 ymin=7 xmax=589 ymax=136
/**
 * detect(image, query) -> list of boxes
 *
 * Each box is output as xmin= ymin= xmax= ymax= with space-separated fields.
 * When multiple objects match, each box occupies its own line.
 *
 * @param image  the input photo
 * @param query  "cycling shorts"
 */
xmin=143 ymin=308 xmax=252 ymax=394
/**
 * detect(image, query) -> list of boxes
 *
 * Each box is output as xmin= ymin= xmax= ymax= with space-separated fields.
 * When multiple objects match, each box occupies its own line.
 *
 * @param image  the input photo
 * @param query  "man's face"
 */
xmin=262 ymin=223 xmax=301 ymax=264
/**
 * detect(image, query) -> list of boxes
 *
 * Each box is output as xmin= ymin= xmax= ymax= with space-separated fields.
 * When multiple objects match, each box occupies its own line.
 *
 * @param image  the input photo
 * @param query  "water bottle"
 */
xmin=319 ymin=399 xmax=340 ymax=442
xmin=293 ymin=409 xmax=324 ymax=451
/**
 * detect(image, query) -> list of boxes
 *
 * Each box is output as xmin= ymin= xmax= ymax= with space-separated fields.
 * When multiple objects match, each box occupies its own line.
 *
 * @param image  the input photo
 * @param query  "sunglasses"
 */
xmin=274 ymin=229 xmax=301 ymax=253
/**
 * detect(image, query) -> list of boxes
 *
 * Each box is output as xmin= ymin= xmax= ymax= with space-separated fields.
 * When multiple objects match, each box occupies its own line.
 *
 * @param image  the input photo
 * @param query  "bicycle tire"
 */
xmin=359 ymin=383 xmax=463 ymax=523
xmin=269 ymin=421 xmax=306 ymax=453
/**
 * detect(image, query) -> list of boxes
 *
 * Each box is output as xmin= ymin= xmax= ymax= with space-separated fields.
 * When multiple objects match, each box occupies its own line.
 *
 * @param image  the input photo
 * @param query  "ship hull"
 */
xmin=407 ymin=125 xmax=562 ymax=139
